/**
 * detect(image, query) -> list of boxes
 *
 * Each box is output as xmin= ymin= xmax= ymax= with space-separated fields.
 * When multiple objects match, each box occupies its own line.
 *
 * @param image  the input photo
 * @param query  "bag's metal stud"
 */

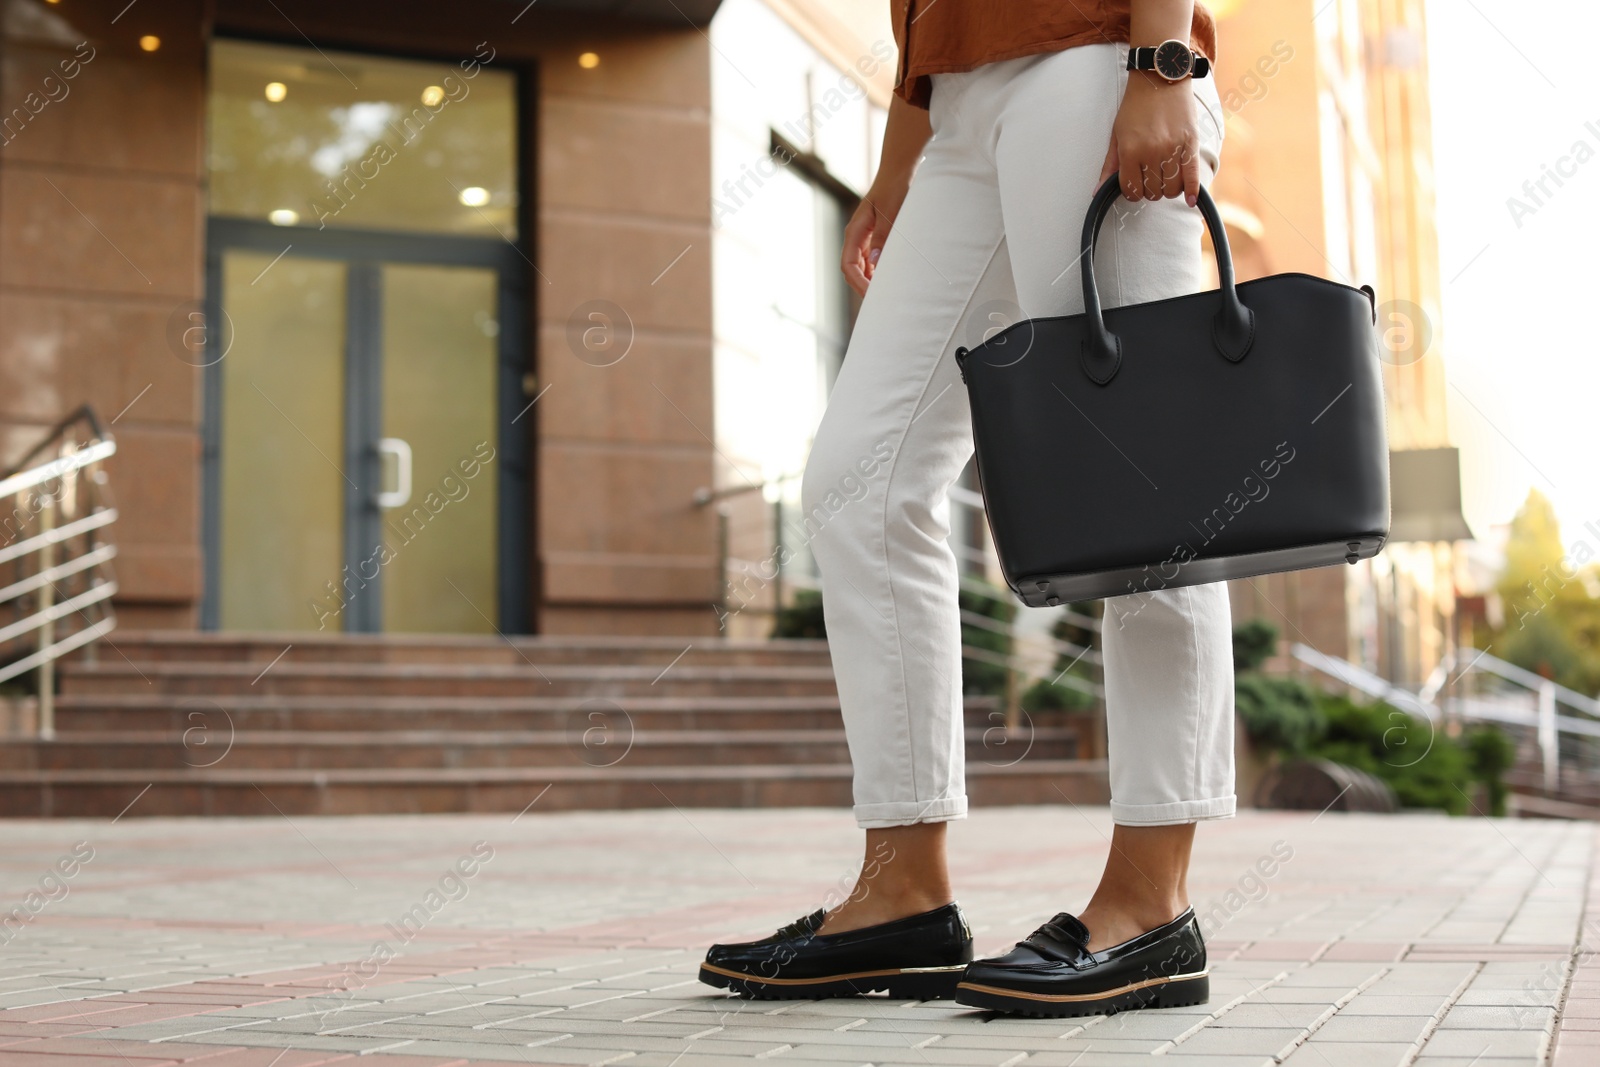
xmin=1345 ymin=552 xmax=1359 ymax=564
xmin=1347 ymin=541 xmax=1361 ymax=551
xmin=1046 ymin=595 xmax=1060 ymax=607
xmin=1035 ymin=580 xmax=1050 ymax=591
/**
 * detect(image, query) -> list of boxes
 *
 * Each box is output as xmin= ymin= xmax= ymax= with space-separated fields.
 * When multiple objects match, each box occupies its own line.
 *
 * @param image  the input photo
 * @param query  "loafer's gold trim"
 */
xmin=957 ymin=969 xmax=1208 ymax=1003
xmin=699 ymin=961 xmax=965 ymax=986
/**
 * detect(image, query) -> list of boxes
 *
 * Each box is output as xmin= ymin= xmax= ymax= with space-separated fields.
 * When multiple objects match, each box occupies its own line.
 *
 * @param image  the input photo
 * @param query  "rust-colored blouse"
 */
xmin=891 ymin=0 xmax=1218 ymax=109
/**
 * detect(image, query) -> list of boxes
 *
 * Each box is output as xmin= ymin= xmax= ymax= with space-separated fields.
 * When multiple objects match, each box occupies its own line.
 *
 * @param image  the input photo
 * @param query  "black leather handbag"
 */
xmin=954 ymin=175 xmax=1390 ymax=608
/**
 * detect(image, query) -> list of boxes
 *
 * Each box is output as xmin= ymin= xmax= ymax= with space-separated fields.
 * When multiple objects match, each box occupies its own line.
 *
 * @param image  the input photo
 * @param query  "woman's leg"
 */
xmin=991 ymin=43 xmax=1235 ymax=951
xmin=798 ymin=69 xmax=1017 ymax=933
xmin=821 ymin=823 xmax=952 ymax=932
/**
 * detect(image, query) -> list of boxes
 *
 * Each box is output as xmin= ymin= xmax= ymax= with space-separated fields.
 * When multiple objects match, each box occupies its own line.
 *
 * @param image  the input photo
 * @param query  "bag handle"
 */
xmin=1079 ymin=173 xmax=1256 ymax=385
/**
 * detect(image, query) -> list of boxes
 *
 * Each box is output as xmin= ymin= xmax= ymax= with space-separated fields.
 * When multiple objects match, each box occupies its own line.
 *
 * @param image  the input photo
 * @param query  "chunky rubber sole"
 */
xmin=955 ymin=971 xmax=1210 ymax=1018
xmin=698 ymin=961 xmax=968 ymax=1000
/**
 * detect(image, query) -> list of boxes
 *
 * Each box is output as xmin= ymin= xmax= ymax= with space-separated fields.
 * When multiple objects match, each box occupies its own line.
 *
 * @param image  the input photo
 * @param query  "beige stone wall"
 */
xmin=536 ymin=31 xmax=717 ymax=635
xmin=0 ymin=0 xmax=207 ymax=629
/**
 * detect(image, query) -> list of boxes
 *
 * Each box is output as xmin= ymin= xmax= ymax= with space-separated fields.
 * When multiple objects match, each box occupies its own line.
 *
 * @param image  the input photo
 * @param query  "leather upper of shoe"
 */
xmin=963 ymin=907 xmax=1206 ymax=995
xmin=704 ymin=902 xmax=973 ymax=981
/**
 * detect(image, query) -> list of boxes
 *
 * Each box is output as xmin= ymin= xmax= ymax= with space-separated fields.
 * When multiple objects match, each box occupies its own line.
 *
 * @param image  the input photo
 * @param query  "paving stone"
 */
xmin=1421 ymin=1026 xmax=1551 ymax=1057
xmin=1336 ymin=994 xmax=1448 ymax=1015
xmin=1163 ymin=1024 xmax=1304 ymax=1056
xmin=1209 ymin=1001 xmax=1332 ymax=1029
xmin=1283 ymin=1040 xmax=1420 ymax=1065
xmin=1440 ymin=1003 xmax=1555 ymax=1030
xmin=1312 ymin=1012 xmax=1432 ymax=1042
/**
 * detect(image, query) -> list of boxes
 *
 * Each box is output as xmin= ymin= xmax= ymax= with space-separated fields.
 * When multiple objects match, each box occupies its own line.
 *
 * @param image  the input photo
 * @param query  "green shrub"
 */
xmin=1234 ymin=673 xmax=1324 ymax=753
xmin=1022 ymin=607 xmax=1099 ymax=713
xmin=772 ymin=588 xmax=827 ymax=639
xmin=1229 ymin=611 xmax=1517 ymax=816
xmin=1022 ymin=671 xmax=1096 ymax=713
xmin=960 ymin=587 xmax=1015 ymax=697
xmin=1233 ymin=618 xmax=1280 ymax=672
xmin=1310 ymin=695 xmax=1473 ymax=815
xmin=1464 ymin=724 xmax=1516 ymax=817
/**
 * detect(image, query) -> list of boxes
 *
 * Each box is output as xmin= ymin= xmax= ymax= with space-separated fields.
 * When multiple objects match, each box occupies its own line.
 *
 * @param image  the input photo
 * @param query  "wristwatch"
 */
xmin=1126 ymin=39 xmax=1211 ymax=80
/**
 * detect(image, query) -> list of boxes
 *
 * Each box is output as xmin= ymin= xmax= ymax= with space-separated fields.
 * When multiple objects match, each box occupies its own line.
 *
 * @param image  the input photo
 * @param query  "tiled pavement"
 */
xmin=0 ymin=806 xmax=1596 ymax=1067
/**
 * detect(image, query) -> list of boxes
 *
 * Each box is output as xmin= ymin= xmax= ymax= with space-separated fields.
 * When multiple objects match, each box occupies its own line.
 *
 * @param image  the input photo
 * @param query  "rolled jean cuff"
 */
xmin=1110 ymin=794 xmax=1236 ymax=826
xmin=854 ymin=796 xmax=969 ymax=829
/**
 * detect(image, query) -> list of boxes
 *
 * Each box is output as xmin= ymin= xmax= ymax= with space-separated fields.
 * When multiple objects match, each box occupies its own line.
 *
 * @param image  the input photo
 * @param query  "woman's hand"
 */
xmin=1098 ymin=73 xmax=1201 ymax=206
xmin=842 ymin=178 xmax=911 ymax=296
xmin=842 ymin=95 xmax=932 ymax=295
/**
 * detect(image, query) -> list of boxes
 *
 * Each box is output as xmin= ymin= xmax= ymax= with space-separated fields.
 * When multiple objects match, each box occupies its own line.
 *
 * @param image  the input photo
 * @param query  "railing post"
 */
xmin=37 ymin=488 xmax=56 ymax=741
xmin=1538 ymin=679 xmax=1558 ymax=794
xmin=771 ymin=496 xmax=783 ymax=622
xmin=715 ymin=504 xmax=730 ymax=625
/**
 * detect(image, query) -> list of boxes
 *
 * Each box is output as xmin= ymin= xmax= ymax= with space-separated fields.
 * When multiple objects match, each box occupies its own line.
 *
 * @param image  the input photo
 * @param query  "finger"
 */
xmin=1134 ymin=160 xmax=1157 ymax=202
xmin=1164 ymin=140 xmax=1190 ymax=201
xmin=1180 ymin=142 xmax=1201 ymax=207
xmin=1098 ymin=139 xmax=1120 ymax=188
xmin=840 ymin=206 xmax=873 ymax=293
xmin=867 ymin=227 xmax=890 ymax=275
xmin=843 ymin=262 xmax=869 ymax=297
xmin=842 ymin=239 xmax=869 ymax=296
xmin=1160 ymin=150 xmax=1183 ymax=201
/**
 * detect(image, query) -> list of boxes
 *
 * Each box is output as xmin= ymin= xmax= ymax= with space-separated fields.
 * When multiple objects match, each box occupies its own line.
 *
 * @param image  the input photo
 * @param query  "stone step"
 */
xmin=1507 ymin=768 xmax=1600 ymax=808
xmin=59 ymin=661 xmax=843 ymax=699
xmin=1507 ymin=790 xmax=1600 ymax=820
xmin=0 ymin=727 xmax=1080 ymax=771
xmin=0 ymin=759 xmax=1111 ymax=818
xmin=64 ymin=632 xmax=833 ymax=668
xmin=42 ymin=693 xmax=1054 ymax=734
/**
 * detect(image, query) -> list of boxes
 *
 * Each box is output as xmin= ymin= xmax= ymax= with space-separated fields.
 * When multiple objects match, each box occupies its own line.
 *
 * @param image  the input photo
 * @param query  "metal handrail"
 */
xmin=1291 ymin=642 xmax=1600 ymax=797
xmin=0 ymin=405 xmax=111 ymax=480
xmin=1422 ymin=648 xmax=1600 ymax=718
xmin=0 ymin=407 xmax=119 ymax=738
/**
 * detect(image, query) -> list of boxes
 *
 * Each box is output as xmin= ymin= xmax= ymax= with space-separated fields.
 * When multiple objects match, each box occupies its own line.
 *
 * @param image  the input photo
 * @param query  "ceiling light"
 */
xmin=458 ymin=186 xmax=490 ymax=207
xmin=139 ymin=35 xmax=161 ymax=52
xmin=578 ymin=52 xmax=600 ymax=69
xmin=268 ymin=208 xmax=300 ymax=226
xmin=421 ymin=85 xmax=445 ymax=107
xmin=264 ymin=81 xmax=287 ymax=102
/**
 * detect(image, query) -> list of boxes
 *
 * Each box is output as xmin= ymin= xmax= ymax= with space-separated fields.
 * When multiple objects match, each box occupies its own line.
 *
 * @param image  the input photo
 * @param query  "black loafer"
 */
xmin=955 ymin=907 xmax=1209 ymax=1017
xmin=699 ymin=902 xmax=973 ymax=999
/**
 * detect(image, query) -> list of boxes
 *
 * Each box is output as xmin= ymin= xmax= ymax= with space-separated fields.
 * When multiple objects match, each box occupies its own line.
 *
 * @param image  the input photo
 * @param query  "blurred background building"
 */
xmin=1206 ymin=0 xmax=1473 ymax=692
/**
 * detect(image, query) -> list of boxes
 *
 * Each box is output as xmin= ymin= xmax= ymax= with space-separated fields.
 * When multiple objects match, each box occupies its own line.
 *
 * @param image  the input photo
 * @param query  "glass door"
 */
xmin=214 ymin=251 xmax=348 ymax=633
xmin=208 ymin=245 xmax=521 ymax=634
xmin=376 ymin=263 xmax=500 ymax=633
xmin=202 ymin=37 xmax=527 ymax=634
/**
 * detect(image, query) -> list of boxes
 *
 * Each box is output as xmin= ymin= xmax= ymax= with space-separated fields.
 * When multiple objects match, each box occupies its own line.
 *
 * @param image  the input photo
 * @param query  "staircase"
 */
xmin=0 ymin=632 xmax=1109 ymax=817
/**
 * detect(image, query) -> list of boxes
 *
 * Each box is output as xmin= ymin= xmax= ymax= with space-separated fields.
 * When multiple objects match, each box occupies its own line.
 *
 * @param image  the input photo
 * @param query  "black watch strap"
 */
xmin=1126 ymin=45 xmax=1211 ymax=79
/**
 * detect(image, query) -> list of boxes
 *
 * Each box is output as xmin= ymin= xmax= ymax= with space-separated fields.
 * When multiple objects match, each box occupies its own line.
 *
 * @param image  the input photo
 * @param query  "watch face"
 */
xmin=1153 ymin=40 xmax=1194 ymax=79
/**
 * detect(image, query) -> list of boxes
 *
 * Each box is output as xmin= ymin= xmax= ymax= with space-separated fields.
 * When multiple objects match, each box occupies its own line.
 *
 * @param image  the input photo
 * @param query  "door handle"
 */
xmin=376 ymin=437 xmax=412 ymax=508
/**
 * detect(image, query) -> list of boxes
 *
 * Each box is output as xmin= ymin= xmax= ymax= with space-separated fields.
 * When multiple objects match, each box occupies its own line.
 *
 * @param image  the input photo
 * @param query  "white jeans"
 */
xmin=801 ymin=43 xmax=1236 ymax=830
